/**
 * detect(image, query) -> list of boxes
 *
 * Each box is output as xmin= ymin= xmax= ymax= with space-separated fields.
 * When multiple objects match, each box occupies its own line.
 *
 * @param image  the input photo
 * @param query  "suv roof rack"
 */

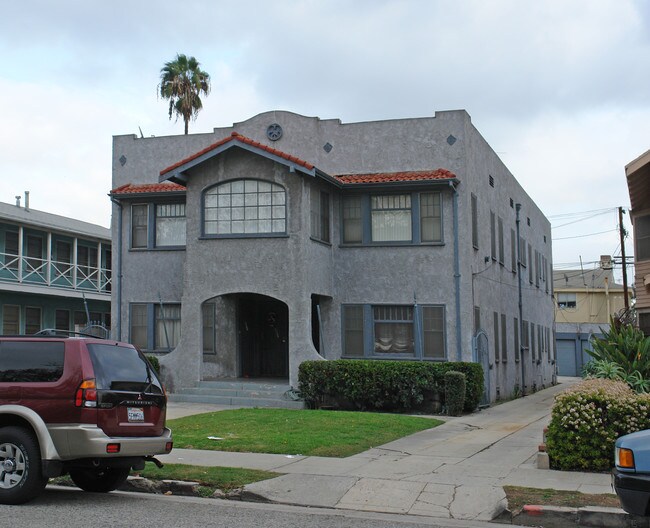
xmin=33 ymin=329 xmax=108 ymax=339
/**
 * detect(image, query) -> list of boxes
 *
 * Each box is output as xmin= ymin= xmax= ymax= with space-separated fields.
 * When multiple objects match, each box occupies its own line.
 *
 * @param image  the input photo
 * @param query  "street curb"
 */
xmin=509 ymin=504 xmax=650 ymax=528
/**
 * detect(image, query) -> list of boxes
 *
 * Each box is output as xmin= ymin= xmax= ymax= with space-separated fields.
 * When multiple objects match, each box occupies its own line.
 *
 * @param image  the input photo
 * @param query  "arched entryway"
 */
xmin=238 ymin=294 xmax=289 ymax=379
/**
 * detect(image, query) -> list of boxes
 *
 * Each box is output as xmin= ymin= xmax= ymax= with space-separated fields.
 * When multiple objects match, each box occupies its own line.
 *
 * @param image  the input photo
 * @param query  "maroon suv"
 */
xmin=0 ymin=333 xmax=173 ymax=504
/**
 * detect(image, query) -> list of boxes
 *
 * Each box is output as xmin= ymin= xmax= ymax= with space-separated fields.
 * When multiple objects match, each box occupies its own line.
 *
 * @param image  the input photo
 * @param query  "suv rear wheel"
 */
xmin=69 ymin=467 xmax=130 ymax=493
xmin=0 ymin=426 xmax=48 ymax=505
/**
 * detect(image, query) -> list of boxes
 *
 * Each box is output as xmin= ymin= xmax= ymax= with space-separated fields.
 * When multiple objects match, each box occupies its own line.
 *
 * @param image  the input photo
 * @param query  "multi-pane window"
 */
xmin=371 ymin=195 xmax=412 ymax=242
xmin=131 ymin=204 xmax=149 ymax=249
xmin=557 ymin=293 xmax=577 ymax=309
xmin=510 ymin=228 xmax=517 ymax=271
xmin=343 ymin=305 xmax=364 ymax=357
xmin=520 ymin=238 xmax=527 ymax=267
xmin=156 ymin=203 xmax=186 ymax=247
xmin=498 ymin=217 xmax=504 ymax=265
xmin=422 ymin=306 xmax=445 ymax=359
xmin=25 ymin=235 xmax=43 ymax=272
xmin=55 ymin=309 xmax=70 ymax=331
xmin=204 ymin=179 xmax=286 ymax=236
xmin=514 ymin=317 xmax=520 ymax=362
xmin=420 ymin=193 xmax=442 ymax=242
xmin=3 ymin=305 xmax=19 ymax=334
xmin=4 ymin=231 xmax=18 ymax=270
xmin=342 ymin=192 xmax=442 ymax=245
xmin=343 ymin=304 xmax=445 ymax=360
xmin=202 ymin=303 xmax=216 ymax=355
xmin=635 ymin=214 xmax=650 ymax=261
xmin=493 ymin=311 xmax=500 ymax=362
xmin=342 ymin=196 xmax=362 ymax=243
xmin=528 ymin=245 xmax=533 ymax=283
xmin=501 ymin=313 xmax=507 ymax=361
xmin=530 ymin=322 xmax=536 ymax=362
xmin=310 ymin=189 xmax=330 ymax=243
xmin=374 ymin=305 xmax=414 ymax=354
xmin=471 ymin=194 xmax=478 ymax=250
xmin=25 ymin=306 xmax=41 ymax=335
xmin=77 ymin=245 xmax=98 ymax=280
xmin=130 ymin=304 xmax=148 ymax=350
xmin=55 ymin=241 xmax=72 ymax=276
xmin=490 ymin=211 xmax=496 ymax=260
xmin=474 ymin=306 xmax=481 ymax=333
xmin=155 ymin=304 xmax=181 ymax=350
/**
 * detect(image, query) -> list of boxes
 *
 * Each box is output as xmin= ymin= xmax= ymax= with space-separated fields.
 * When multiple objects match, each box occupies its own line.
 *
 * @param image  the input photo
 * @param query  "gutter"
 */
xmin=109 ymin=196 xmax=123 ymax=340
xmin=450 ymin=181 xmax=462 ymax=361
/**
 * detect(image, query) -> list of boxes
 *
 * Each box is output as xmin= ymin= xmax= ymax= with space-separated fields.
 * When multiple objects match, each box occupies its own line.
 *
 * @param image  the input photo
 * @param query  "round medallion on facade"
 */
xmin=266 ymin=123 xmax=283 ymax=141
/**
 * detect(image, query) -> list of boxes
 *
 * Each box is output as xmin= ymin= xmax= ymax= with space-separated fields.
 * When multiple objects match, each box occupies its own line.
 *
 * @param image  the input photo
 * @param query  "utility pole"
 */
xmin=619 ymin=207 xmax=629 ymax=310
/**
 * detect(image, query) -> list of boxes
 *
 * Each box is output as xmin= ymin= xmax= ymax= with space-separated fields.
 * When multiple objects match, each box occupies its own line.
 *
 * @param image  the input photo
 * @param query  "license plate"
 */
xmin=127 ymin=407 xmax=145 ymax=422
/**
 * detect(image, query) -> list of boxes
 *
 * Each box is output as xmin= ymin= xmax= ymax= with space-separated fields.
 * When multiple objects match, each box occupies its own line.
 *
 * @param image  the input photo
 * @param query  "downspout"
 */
xmin=110 ymin=197 xmax=123 ymax=340
xmin=516 ymin=203 xmax=526 ymax=397
xmin=450 ymin=182 xmax=462 ymax=361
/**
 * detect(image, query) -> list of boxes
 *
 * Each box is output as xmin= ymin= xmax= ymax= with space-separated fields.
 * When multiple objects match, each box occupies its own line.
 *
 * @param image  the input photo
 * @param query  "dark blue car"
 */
xmin=613 ymin=430 xmax=650 ymax=516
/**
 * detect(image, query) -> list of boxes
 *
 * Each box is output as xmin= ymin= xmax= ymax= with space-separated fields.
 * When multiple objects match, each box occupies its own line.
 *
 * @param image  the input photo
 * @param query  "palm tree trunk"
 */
xmin=184 ymin=119 xmax=189 ymax=135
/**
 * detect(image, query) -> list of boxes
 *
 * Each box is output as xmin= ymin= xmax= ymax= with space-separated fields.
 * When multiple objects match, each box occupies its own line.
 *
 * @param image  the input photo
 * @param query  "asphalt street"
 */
xmin=0 ymin=486 xmax=514 ymax=528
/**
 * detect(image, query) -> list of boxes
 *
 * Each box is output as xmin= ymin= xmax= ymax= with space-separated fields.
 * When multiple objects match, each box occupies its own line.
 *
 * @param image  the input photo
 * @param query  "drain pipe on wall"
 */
xmin=450 ymin=182 xmax=462 ymax=362
xmin=516 ymin=203 xmax=526 ymax=396
xmin=110 ymin=197 xmax=123 ymax=341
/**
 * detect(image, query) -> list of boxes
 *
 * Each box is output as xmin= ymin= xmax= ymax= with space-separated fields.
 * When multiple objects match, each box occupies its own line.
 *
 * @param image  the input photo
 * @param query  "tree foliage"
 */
xmin=159 ymin=53 xmax=211 ymax=134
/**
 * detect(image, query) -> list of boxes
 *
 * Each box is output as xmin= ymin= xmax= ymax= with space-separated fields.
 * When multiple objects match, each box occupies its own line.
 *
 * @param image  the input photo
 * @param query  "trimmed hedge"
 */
xmin=146 ymin=354 xmax=161 ymax=375
xmin=546 ymin=379 xmax=650 ymax=471
xmin=444 ymin=371 xmax=466 ymax=416
xmin=298 ymin=359 xmax=483 ymax=413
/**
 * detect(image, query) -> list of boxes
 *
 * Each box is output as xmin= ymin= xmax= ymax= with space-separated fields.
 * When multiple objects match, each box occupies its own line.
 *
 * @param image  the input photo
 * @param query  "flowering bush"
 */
xmin=546 ymin=379 xmax=650 ymax=471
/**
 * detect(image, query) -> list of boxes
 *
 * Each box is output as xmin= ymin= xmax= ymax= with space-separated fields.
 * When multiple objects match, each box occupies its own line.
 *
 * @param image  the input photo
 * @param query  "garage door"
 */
xmin=557 ymin=339 xmax=578 ymax=376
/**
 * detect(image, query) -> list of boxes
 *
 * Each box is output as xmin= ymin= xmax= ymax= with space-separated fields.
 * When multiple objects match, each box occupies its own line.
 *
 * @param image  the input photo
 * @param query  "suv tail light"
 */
xmin=75 ymin=379 xmax=98 ymax=408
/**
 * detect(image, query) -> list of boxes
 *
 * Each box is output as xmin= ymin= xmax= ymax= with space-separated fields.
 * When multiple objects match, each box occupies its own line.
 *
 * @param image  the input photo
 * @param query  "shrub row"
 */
xmin=546 ymin=379 xmax=650 ymax=471
xmin=298 ymin=360 xmax=483 ymax=413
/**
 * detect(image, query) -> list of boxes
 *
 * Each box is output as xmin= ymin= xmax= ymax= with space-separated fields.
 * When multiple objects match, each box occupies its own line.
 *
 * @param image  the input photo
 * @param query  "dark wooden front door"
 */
xmin=238 ymin=295 xmax=289 ymax=378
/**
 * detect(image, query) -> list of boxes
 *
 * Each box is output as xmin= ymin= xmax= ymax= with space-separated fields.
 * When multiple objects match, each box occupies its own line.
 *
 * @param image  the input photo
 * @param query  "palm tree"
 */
xmin=159 ymin=54 xmax=211 ymax=135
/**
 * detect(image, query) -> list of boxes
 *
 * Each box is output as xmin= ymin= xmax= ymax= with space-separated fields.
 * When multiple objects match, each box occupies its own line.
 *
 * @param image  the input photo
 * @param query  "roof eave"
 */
xmin=339 ymin=178 xmax=459 ymax=190
xmin=160 ymin=142 xmax=316 ymax=184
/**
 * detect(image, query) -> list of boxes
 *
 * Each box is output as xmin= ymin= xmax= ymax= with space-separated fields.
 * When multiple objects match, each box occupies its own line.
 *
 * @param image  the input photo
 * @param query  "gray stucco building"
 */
xmin=110 ymin=110 xmax=556 ymax=403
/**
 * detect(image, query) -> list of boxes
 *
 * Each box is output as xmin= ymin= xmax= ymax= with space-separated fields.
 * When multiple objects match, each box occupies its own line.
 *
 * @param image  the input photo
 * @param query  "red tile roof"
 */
xmin=335 ymin=169 xmax=456 ymax=184
xmin=110 ymin=182 xmax=186 ymax=195
xmin=160 ymin=131 xmax=315 ymax=176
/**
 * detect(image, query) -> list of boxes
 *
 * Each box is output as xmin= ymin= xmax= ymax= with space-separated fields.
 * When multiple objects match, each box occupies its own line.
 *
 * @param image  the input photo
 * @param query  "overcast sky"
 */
xmin=1 ymin=0 xmax=648 ymax=280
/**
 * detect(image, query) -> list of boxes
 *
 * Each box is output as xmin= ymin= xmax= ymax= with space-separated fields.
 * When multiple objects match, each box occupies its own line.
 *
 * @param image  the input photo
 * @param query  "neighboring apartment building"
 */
xmin=553 ymin=267 xmax=629 ymax=376
xmin=0 ymin=197 xmax=111 ymax=335
xmin=626 ymin=148 xmax=650 ymax=334
xmin=110 ymin=110 xmax=555 ymax=403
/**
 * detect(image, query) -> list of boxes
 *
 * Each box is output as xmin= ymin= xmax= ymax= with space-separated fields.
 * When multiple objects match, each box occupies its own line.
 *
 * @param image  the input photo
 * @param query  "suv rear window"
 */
xmin=0 ymin=341 xmax=65 ymax=382
xmin=86 ymin=343 xmax=163 ymax=394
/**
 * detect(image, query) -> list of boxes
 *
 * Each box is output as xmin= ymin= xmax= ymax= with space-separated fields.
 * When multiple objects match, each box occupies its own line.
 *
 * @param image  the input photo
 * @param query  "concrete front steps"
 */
xmin=168 ymin=379 xmax=305 ymax=409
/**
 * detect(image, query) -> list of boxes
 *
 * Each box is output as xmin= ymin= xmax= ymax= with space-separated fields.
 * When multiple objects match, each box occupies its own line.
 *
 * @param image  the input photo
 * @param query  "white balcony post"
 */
xmin=97 ymin=241 xmax=102 ymax=292
xmin=17 ymin=226 xmax=23 ymax=282
xmin=46 ymin=232 xmax=52 ymax=285
xmin=72 ymin=238 xmax=78 ymax=289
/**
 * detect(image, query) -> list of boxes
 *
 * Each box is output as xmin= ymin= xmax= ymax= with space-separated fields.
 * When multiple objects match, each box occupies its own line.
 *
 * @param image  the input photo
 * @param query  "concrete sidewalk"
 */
xmin=160 ymin=378 xmax=617 ymax=522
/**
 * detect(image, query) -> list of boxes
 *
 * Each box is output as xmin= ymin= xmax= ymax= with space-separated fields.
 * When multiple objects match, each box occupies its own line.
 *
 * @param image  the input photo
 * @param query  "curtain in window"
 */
xmin=371 ymin=195 xmax=411 ymax=242
xmin=373 ymin=305 xmax=414 ymax=354
xmin=422 ymin=306 xmax=444 ymax=359
xmin=155 ymin=304 xmax=181 ymax=349
xmin=156 ymin=203 xmax=186 ymax=246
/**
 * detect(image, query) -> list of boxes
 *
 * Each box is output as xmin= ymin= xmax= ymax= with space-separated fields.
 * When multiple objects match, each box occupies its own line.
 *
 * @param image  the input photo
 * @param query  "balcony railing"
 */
xmin=0 ymin=251 xmax=111 ymax=294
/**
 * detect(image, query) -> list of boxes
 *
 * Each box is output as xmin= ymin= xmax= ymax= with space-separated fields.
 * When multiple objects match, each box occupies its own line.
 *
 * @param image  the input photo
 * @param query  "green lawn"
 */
xmin=168 ymin=408 xmax=441 ymax=457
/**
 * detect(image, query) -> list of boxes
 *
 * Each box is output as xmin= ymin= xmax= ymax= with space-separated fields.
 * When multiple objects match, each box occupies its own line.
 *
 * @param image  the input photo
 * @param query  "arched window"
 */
xmin=204 ymin=179 xmax=286 ymax=236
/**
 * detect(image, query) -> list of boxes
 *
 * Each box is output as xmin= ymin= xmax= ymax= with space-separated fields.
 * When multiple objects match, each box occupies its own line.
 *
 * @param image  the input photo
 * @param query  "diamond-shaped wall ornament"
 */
xmin=119 ymin=155 xmax=127 ymax=166
xmin=447 ymin=135 xmax=457 ymax=146
xmin=323 ymin=142 xmax=333 ymax=153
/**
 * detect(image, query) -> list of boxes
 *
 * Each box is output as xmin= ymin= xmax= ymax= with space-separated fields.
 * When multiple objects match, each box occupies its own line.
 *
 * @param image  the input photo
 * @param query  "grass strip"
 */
xmin=504 ymin=486 xmax=620 ymax=511
xmin=168 ymin=408 xmax=441 ymax=457
xmin=135 ymin=463 xmax=279 ymax=493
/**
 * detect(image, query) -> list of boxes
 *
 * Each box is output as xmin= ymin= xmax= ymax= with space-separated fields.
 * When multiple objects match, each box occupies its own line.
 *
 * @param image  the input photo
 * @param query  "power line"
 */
xmin=553 ymin=228 xmax=618 ymax=241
